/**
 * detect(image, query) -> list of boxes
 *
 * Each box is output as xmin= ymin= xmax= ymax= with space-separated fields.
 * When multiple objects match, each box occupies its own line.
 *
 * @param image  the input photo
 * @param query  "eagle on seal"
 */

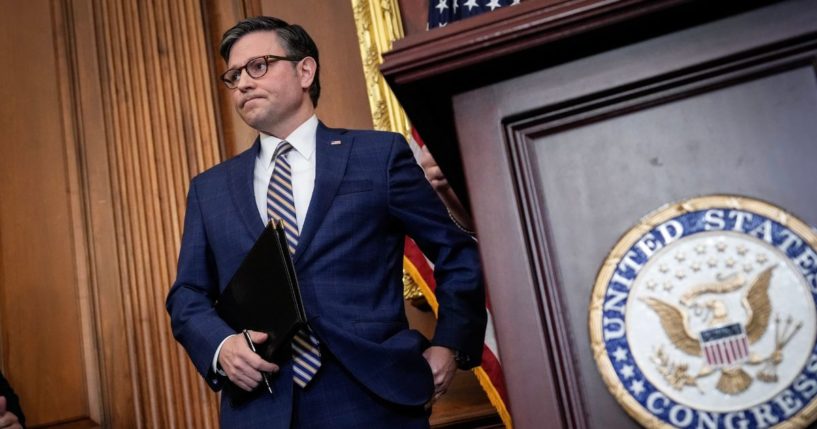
xmin=642 ymin=266 xmax=774 ymax=394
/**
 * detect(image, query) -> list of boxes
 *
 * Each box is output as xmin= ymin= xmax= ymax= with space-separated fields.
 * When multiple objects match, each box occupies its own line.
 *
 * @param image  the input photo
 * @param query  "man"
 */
xmin=166 ymin=16 xmax=485 ymax=428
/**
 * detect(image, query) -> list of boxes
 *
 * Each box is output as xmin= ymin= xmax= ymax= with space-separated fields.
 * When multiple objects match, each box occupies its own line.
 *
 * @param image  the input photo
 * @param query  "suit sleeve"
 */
xmin=386 ymin=134 xmax=487 ymax=368
xmin=166 ymin=179 xmax=236 ymax=390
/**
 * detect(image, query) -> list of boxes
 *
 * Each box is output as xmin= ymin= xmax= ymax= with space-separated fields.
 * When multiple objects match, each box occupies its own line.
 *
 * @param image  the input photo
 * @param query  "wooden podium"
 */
xmin=382 ymin=1 xmax=817 ymax=427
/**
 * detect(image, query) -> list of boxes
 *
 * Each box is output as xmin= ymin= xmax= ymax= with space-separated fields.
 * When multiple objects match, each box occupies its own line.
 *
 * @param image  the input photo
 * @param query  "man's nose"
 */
xmin=235 ymin=69 xmax=255 ymax=90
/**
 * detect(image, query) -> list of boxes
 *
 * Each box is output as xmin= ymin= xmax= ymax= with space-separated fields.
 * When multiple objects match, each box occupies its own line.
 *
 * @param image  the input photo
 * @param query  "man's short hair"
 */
xmin=220 ymin=16 xmax=321 ymax=107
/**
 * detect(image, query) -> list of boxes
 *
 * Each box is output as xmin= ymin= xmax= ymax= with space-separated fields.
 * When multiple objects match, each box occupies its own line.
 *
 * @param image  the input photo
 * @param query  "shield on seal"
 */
xmin=699 ymin=323 xmax=749 ymax=368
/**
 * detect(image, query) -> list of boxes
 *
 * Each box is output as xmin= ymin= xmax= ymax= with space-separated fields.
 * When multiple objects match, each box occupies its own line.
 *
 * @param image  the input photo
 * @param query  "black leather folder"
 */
xmin=215 ymin=220 xmax=307 ymax=401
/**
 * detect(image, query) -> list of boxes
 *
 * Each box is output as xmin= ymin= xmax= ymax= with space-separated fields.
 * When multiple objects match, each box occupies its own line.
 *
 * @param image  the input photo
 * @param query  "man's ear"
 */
xmin=298 ymin=57 xmax=317 ymax=89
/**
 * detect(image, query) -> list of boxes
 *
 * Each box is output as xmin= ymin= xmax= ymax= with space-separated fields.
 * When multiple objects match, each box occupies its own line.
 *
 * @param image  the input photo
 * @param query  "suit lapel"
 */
xmin=228 ymin=138 xmax=266 ymax=238
xmin=295 ymin=123 xmax=352 ymax=263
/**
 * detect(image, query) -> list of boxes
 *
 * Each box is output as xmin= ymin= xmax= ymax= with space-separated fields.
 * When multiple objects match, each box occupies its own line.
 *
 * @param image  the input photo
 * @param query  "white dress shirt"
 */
xmin=213 ymin=114 xmax=319 ymax=373
xmin=253 ymin=115 xmax=318 ymax=231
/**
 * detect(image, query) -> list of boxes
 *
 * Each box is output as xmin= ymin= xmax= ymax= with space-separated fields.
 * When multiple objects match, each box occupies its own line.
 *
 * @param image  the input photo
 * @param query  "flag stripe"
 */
xmin=703 ymin=333 xmax=750 ymax=367
xmin=404 ymin=237 xmax=511 ymax=427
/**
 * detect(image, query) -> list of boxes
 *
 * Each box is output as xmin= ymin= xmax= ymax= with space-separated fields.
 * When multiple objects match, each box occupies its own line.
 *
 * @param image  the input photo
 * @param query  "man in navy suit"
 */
xmin=166 ymin=16 xmax=486 ymax=428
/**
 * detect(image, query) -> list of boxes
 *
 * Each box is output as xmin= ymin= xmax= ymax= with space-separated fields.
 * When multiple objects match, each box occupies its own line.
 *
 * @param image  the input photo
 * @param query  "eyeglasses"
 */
xmin=220 ymin=54 xmax=302 ymax=89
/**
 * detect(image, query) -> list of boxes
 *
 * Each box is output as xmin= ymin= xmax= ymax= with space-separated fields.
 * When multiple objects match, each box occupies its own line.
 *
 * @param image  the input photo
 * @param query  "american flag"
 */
xmin=700 ymin=323 xmax=749 ymax=368
xmin=428 ymin=0 xmax=521 ymax=29
xmin=405 ymin=129 xmax=511 ymax=428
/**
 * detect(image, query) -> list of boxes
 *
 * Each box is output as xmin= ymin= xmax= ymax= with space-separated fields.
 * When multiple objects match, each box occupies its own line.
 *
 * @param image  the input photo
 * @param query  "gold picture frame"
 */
xmin=350 ymin=0 xmax=412 ymax=141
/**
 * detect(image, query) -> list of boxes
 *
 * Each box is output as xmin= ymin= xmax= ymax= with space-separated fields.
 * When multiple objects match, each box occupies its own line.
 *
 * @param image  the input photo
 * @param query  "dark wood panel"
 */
xmin=521 ymin=59 xmax=817 ymax=429
xmin=381 ymin=0 xmax=773 ymax=216
xmin=452 ymin=1 xmax=817 ymax=427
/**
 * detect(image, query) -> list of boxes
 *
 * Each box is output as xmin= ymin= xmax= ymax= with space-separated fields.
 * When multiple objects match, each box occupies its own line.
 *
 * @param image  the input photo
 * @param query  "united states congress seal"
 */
xmin=589 ymin=195 xmax=817 ymax=428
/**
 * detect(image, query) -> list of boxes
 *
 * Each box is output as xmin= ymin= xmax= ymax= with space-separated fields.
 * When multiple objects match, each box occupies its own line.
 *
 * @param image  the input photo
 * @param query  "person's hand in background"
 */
xmin=0 ymin=397 xmax=23 ymax=429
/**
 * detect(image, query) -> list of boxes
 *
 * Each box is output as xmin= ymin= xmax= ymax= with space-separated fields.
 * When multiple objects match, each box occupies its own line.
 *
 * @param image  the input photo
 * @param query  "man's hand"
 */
xmin=218 ymin=331 xmax=279 ymax=391
xmin=419 ymin=146 xmax=449 ymax=193
xmin=423 ymin=346 xmax=457 ymax=407
xmin=0 ymin=397 xmax=22 ymax=429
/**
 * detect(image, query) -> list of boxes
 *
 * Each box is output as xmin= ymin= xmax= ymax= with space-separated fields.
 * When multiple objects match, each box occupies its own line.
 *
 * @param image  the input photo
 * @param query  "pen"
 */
xmin=242 ymin=329 xmax=273 ymax=394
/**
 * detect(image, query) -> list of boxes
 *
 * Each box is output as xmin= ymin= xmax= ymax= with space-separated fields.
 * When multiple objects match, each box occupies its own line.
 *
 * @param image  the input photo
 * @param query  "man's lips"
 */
xmin=241 ymin=96 xmax=263 ymax=108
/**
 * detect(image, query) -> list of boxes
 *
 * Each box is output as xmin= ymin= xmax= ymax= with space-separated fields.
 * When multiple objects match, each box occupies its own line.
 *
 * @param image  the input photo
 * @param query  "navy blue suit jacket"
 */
xmin=166 ymin=124 xmax=486 ymax=426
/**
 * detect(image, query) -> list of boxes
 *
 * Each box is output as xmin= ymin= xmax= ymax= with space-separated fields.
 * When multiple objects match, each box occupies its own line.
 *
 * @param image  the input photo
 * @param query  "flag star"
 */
xmin=659 ymin=264 xmax=669 ymax=273
xmin=512 ymin=0 xmax=521 ymax=4
xmin=743 ymin=263 xmax=753 ymax=273
xmin=646 ymin=280 xmax=657 ymax=290
xmin=630 ymin=379 xmax=645 ymax=396
xmin=691 ymin=262 xmax=701 ymax=272
xmin=463 ymin=0 xmax=479 ymax=11
xmin=453 ymin=0 xmax=459 ymax=12
xmin=675 ymin=252 xmax=686 ymax=262
xmin=707 ymin=258 xmax=718 ymax=268
xmin=486 ymin=0 xmax=503 ymax=11
xmin=435 ymin=0 xmax=449 ymax=14
xmin=613 ymin=347 xmax=629 ymax=362
xmin=737 ymin=245 xmax=748 ymax=256
xmin=725 ymin=257 xmax=736 ymax=268
xmin=663 ymin=282 xmax=673 ymax=292
xmin=695 ymin=244 xmax=706 ymax=255
xmin=716 ymin=242 xmax=727 ymax=252
xmin=756 ymin=253 xmax=768 ymax=264
xmin=620 ymin=364 xmax=635 ymax=379
xmin=675 ymin=270 xmax=686 ymax=280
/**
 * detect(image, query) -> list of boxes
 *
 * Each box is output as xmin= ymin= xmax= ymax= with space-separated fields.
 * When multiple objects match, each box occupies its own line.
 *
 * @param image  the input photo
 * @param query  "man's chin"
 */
xmin=238 ymin=110 xmax=266 ymax=127
xmin=241 ymin=116 xmax=278 ymax=135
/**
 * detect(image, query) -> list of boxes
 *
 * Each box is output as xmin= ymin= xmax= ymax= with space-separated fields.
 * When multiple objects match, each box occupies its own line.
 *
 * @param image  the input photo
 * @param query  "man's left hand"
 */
xmin=423 ymin=346 xmax=457 ymax=406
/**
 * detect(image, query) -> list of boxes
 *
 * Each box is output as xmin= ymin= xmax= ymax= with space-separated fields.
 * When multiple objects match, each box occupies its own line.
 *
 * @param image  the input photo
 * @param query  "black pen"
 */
xmin=242 ymin=329 xmax=273 ymax=394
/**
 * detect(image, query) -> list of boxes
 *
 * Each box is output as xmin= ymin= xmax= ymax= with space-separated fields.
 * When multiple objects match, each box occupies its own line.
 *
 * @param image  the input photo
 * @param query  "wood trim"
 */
xmin=502 ymin=130 xmax=588 ymax=429
xmin=50 ymin=0 xmax=104 ymax=425
xmin=454 ymin=92 xmax=563 ymax=428
xmin=382 ymin=0 xmax=692 ymax=84
xmin=30 ymin=416 xmax=98 ymax=429
xmin=503 ymin=35 xmax=817 ymax=135
xmin=87 ymin=0 xmax=223 ymax=426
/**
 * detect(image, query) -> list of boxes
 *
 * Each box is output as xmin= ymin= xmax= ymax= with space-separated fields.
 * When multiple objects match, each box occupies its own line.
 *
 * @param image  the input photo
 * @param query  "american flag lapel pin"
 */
xmin=330 ymin=140 xmax=342 ymax=145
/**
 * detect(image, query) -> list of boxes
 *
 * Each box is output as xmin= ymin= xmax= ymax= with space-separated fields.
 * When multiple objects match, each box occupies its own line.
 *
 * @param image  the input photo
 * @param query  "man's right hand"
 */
xmin=218 ymin=331 xmax=279 ymax=391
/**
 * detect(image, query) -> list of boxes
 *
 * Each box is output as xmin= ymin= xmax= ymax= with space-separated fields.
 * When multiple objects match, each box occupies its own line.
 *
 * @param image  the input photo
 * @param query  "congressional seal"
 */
xmin=589 ymin=195 xmax=817 ymax=428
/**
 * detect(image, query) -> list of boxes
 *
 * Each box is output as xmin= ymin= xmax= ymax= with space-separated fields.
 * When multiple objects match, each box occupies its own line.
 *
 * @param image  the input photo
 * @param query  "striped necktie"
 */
xmin=266 ymin=141 xmax=321 ymax=388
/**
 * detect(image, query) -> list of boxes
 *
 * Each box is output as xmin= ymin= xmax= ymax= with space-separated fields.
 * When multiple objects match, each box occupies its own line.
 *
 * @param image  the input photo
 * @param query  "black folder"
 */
xmin=215 ymin=220 xmax=307 ymax=401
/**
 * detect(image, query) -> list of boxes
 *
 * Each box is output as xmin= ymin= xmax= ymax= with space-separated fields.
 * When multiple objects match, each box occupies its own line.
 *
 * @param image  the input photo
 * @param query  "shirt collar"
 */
xmin=258 ymin=115 xmax=318 ymax=166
